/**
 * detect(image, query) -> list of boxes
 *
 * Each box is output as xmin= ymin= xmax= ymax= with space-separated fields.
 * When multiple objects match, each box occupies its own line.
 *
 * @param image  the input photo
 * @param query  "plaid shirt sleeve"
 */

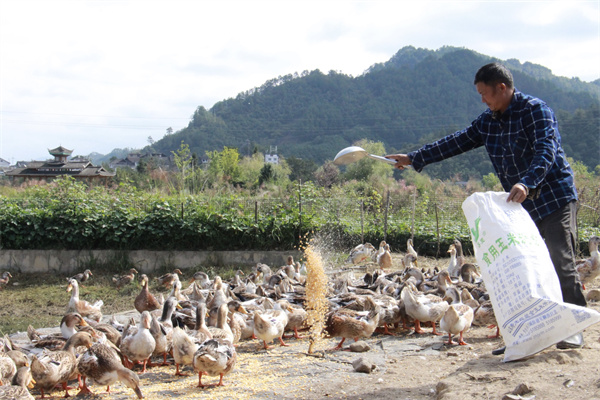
xmin=406 ymin=90 xmax=577 ymax=222
xmin=408 ymin=121 xmax=484 ymax=173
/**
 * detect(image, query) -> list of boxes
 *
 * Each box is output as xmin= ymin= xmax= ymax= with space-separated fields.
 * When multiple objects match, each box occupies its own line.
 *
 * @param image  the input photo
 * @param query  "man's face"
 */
xmin=476 ymin=82 xmax=509 ymax=113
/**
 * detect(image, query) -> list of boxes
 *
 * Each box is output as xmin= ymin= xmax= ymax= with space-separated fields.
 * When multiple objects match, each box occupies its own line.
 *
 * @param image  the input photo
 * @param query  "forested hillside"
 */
xmin=144 ymin=46 xmax=600 ymax=179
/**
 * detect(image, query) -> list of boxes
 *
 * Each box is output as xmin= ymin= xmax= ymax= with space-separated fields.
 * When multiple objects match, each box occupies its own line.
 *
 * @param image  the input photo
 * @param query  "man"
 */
xmin=386 ymin=62 xmax=586 ymax=352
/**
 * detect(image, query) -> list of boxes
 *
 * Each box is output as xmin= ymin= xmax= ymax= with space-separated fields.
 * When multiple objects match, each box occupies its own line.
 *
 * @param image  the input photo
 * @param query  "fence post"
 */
xmin=434 ymin=198 xmax=440 ymax=258
xmin=298 ymin=179 xmax=302 ymax=241
xmin=255 ymin=201 xmax=258 ymax=224
xmin=383 ymin=191 xmax=390 ymax=242
xmin=361 ymin=200 xmax=364 ymax=244
xmin=411 ymin=188 xmax=416 ymax=242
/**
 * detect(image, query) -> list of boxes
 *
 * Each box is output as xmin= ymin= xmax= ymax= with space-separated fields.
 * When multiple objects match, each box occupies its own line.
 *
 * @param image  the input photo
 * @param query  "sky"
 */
xmin=0 ymin=0 xmax=599 ymax=163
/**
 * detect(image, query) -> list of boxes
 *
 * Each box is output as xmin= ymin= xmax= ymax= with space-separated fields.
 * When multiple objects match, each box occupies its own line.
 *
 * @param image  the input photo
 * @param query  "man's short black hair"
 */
xmin=474 ymin=62 xmax=514 ymax=89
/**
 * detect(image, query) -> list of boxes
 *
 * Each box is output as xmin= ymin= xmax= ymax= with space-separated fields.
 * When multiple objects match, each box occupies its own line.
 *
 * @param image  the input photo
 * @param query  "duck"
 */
xmin=68 ymin=269 xmax=93 ymax=286
xmin=459 ymin=288 xmax=480 ymax=309
xmin=190 ymin=303 xmax=213 ymax=343
xmin=406 ymin=238 xmax=418 ymax=266
xmin=401 ymin=282 xmax=449 ymax=336
xmin=149 ymin=296 xmax=180 ymax=366
xmin=473 ymin=300 xmax=500 ymax=338
xmin=119 ymin=311 xmax=156 ymax=373
xmin=31 ymin=331 xmax=94 ymax=398
xmin=253 ymin=308 xmax=289 ymax=350
xmin=112 ymin=268 xmax=138 ymax=289
xmin=171 ymin=327 xmax=200 ymax=377
xmin=192 ymin=338 xmax=237 ymax=388
xmin=0 ymin=352 xmax=17 ymax=386
xmin=0 ymin=366 xmax=36 ymax=400
xmin=208 ymin=304 xmax=234 ymax=344
xmin=446 ymin=244 xmax=461 ymax=278
xmin=576 ymin=235 xmax=600 ymax=290
xmin=188 ymin=271 xmax=212 ymax=290
xmin=325 ymin=296 xmax=381 ymax=351
xmin=66 ymin=279 xmax=103 ymax=322
xmin=135 ymin=274 xmax=162 ymax=314
xmin=222 ymin=301 xmax=248 ymax=344
xmin=453 ymin=239 xmax=466 ymax=268
xmin=0 ymin=272 xmax=12 ymax=290
xmin=421 ymin=270 xmax=453 ymax=297
xmin=157 ymin=268 xmax=183 ymax=289
xmin=377 ymin=242 xmax=393 ymax=271
xmin=277 ymin=299 xmax=308 ymax=340
xmin=27 ymin=313 xmax=90 ymax=350
xmin=77 ymin=341 xmax=143 ymax=399
xmin=346 ymin=243 xmax=376 ymax=265
xmin=207 ymin=280 xmax=229 ymax=312
xmin=441 ymin=287 xmax=474 ymax=345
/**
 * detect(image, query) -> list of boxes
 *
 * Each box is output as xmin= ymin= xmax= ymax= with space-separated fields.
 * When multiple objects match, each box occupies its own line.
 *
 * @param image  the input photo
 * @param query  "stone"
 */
xmin=349 ymin=341 xmax=371 ymax=352
xmin=352 ymin=357 xmax=375 ymax=373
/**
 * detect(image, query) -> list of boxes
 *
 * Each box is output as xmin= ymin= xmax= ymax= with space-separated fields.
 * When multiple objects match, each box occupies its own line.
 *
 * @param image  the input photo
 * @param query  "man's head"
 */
xmin=474 ymin=63 xmax=515 ymax=114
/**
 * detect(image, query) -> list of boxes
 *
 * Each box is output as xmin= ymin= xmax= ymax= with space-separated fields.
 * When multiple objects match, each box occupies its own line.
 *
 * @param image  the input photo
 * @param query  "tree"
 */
xmin=171 ymin=141 xmax=193 ymax=193
xmin=287 ymin=156 xmax=318 ymax=182
xmin=207 ymin=147 xmax=242 ymax=184
xmin=314 ymin=161 xmax=339 ymax=188
xmin=258 ymin=164 xmax=274 ymax=186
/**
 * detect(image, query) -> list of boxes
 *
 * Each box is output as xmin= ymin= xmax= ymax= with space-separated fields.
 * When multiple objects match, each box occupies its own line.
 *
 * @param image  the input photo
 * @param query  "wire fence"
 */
xmin=193 ymin=186 xmax=600 ymax=256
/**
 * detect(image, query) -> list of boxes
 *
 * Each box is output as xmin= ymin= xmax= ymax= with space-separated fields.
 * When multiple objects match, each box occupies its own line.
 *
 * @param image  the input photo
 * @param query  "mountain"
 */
xmin=100 ymin=46 xmax=600 ymax=179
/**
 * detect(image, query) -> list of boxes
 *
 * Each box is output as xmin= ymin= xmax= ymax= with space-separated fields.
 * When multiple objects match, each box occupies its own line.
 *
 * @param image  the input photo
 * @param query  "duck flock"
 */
xmin=1 ymin=235 xmax=599 ymax=400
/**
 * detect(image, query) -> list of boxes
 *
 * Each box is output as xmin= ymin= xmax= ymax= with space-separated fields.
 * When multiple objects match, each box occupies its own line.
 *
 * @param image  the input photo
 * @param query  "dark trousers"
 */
xmin=535 ymin=201 xmax=587 ymax=307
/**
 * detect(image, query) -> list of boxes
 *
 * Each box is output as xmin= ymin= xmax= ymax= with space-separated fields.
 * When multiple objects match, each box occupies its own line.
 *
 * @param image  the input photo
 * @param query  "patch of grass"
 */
xmin=0 ymin=265 xmax=242 ymax=336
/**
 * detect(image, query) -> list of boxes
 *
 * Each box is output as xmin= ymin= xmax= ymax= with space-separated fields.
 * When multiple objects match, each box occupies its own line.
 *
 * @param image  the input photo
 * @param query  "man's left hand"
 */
xmin=507 ymin=183 xmax=528 ymax=203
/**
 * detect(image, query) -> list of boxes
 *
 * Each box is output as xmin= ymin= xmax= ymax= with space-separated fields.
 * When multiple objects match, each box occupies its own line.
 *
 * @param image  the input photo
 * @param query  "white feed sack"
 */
xmin=462 ymin=191 xmax=600 ymax=362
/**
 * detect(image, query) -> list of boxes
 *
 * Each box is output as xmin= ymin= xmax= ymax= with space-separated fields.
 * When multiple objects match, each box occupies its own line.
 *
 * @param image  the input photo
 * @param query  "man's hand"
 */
xmin=507 ymin=183 xmax=528 ymax=203
xmin=385 ymin=154 xmax=412 ymax=170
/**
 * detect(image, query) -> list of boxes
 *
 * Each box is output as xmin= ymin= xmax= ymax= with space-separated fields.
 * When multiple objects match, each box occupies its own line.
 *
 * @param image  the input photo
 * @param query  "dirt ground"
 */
xmin=9 ymin=254 xmax=600 ymax=400
xmin=12 ymin=303 xmax=600 ymax=400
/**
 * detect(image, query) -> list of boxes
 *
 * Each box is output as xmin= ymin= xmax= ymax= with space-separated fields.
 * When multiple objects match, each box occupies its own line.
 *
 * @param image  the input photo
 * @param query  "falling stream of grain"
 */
xmin=304 ymin=242 xmax=329 ymax=354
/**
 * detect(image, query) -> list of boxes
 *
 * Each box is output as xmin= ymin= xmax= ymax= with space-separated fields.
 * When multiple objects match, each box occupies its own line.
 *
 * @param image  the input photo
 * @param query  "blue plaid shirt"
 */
xmin=408 ymin=89 xmax=577 ymax=222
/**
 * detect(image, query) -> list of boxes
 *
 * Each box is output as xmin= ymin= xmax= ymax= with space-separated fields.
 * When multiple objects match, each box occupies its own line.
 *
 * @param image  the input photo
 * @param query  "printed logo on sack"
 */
xmin=471 ymin=217 xmax=481 ymax=243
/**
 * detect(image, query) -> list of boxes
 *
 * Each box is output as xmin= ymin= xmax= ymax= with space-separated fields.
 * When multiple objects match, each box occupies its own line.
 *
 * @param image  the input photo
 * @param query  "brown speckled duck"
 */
xmin=325 ymin=296 xmax=381 ymax=351
xmin=77 ymin=341 xmax=143 ymax=399
xmin=0 ymin=366 xmax=35 ymax=400
xmin=31 ymin=332 xmax=94 ymax=398
xmin=157 ymin=268 xmax=183 ymax=289
xmin=192 ymin=338 xmax=237 ymax=388
xmin=112 ymin=268 xmax=138 ymax=289
xmin=135 ymin=274 xmax=161 ymax=313
xmin=68 ymin=269 xmax=93 ymax=286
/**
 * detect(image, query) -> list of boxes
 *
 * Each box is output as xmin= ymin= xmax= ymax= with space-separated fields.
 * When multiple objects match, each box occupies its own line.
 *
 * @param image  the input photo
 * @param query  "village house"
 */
xmin=5 ymin=146 xmax=115 ymax=183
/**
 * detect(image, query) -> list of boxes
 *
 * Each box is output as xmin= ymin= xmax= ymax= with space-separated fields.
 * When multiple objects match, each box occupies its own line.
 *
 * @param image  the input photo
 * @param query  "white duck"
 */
xmin=119 ymin=311 xmax=156 ymax=373
xmin=347 ymin=243 xmax=376 ymax=265
xmin=441 ymin=287 xmax=474 ymax=345
xmin=66 ymin=279 xmax=103 ymax=322
xmin=253 ymin=309 xmax=289 ymax=350
xmin=576 ymin=235 xmax=600 ymax=290
xmin=171 ymin=327 xmax=199 ymax=377
xmin=446 ymin=244 xmax=461 ymax=279
xmin=401 ymin=282 xmax=449 ymax=336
